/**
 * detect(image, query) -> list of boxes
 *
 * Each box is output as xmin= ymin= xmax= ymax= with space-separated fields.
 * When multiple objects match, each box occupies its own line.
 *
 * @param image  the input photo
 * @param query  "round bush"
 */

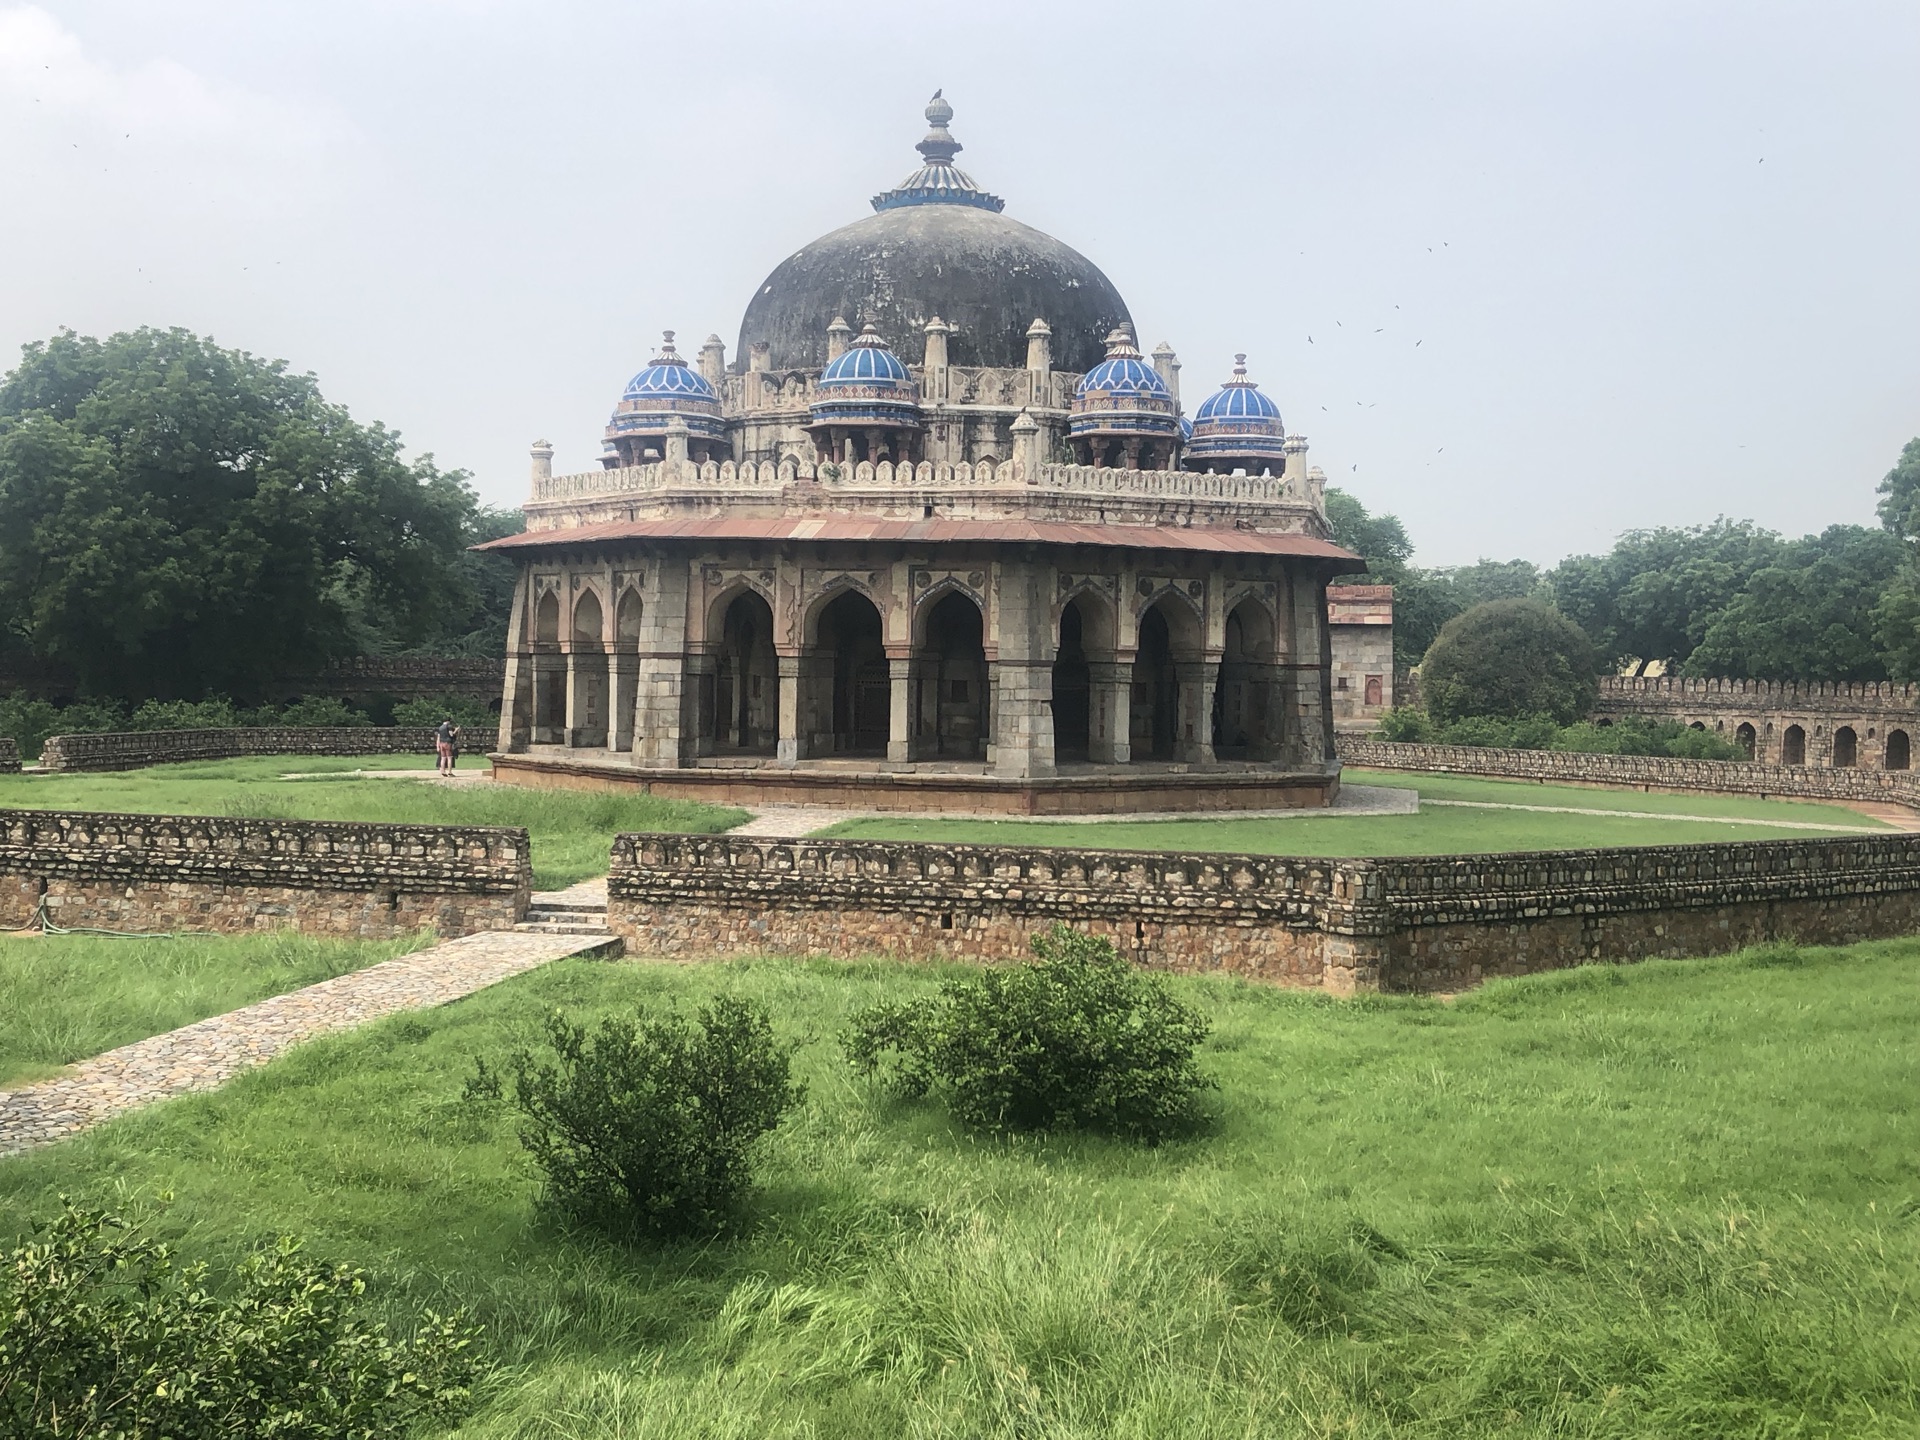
xmin=1421 ymin=598 xmax=1599 ymax=726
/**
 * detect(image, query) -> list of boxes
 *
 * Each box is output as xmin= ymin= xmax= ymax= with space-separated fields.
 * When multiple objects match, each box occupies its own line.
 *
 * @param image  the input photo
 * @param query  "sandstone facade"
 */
xmin=0 ymin=809 xmax=530 ymax=938
xmin=1328 ymin=584 xmax=1393 ymax=732
xmin=605 ymin=830 xmax=1920 ymax=994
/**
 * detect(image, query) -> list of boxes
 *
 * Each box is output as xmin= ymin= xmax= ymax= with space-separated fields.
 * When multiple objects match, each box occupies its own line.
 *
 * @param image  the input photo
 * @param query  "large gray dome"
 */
xmin=737 ymin=97 xmax=1132 ymax=375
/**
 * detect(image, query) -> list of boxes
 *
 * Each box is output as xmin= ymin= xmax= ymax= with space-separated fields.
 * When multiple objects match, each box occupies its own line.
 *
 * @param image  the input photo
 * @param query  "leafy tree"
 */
xmin=0 ymin=328 xmax=479 ymax=700
xmin=1549 ymin=520 xmax=1782 ymax=668
xmin=1683 ymin=526 xmax=1904 ymax=680
xmin=1324 ymin=487 xmax=1413 ymax=574
xmin=1422 ymin=599 xmax=1599 ymax=725
xmin=1873 ymin=437 xmax=1920 ymax=540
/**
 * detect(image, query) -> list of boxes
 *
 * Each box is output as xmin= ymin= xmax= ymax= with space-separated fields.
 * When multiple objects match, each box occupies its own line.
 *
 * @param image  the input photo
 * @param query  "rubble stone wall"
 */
xmin=0 ymin=739 xmax=17 ymax=775
xmin=0 ymin=809 xmax=530 ymax=938
xmin=606 ymin=831 xmax=1920 ymax=994
xmin=1340 ymin=738 xmax=1920 ymax=807
xmin=38 ymin=728 xmax=444 ymax=773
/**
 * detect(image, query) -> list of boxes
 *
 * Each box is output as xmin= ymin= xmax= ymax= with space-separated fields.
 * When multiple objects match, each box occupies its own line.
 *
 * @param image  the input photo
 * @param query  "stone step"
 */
xmin=510 ymin=924 xmax=623 ymax=957
xmin=528 ymin=899 xmax=608 ymax=915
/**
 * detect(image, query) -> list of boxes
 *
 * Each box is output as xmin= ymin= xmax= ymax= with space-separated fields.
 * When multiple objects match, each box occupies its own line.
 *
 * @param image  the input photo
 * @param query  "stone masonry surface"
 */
xmin=607 ymin=830 xmax=1920 ymax=994
xmin=0 ymin=738 xmax=17 ymax=775
xmin=1 ymin=809 xmax=531 ymax=940
xmin=1341 ymin=739 xmax=1920 ymax=807
xmin=37 ymin=727 xmax=445 ymax=773
xmin=0 ymin=928 xmax=610 ymax=1157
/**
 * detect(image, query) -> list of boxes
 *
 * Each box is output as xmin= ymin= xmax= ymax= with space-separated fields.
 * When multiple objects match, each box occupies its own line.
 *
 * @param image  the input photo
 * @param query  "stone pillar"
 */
xmin=922 ymin=317 xmax=951 ymax=406
xmin=776 ymin=655 xmax=803 ymax=764
xmin=497 ymin=570 xmax=533 ymax=752
xmin=1289 ymin=569 xmax=1335 ymax=767
xmin=1090 ymin=658 xmax=1131 ymax=764
xmin=826 ymin=316 xmax=852 ymax=362
xmin=991 ymin=559 xmax=1056 ymax=779
xmin=563 ymin=646 xmax=583 ymax=747
xmin=630 ymin=561 xmax=691 ymax=768
xmin=1175 ymin=660 xmax=1217 ymax=764
xmin=1011 ymin=408 xmax=1043 ymax=480
xmin=609 ymin=649 xmax=636 ymax=752
xmin=1151 ymin=343 xmax=1181 ymax=407
xmin=529 ymin=440 xmax=553 ymax=489
xmin=887 ymin=655 xmax=914 ymax=763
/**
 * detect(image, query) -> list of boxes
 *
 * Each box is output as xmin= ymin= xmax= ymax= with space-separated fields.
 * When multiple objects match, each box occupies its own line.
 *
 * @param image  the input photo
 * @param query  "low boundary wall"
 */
xmin=0 ymin=739 xmax=16 ymax=775
xmin=606 ymin=831 xmax=1920 ymax=994
xmin=38 ymin=727 xmax=442 ymax=773
xmin=1339 ymin=739 xmax=1920 ymax=808
xmin=0 ymin=809 xmax=530 ymax=938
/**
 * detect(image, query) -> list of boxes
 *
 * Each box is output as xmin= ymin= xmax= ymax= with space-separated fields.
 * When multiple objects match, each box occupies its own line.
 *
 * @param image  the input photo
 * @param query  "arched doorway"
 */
xmin=1833 ymin=726 xmax=1858 ymax=768
xmin=569 ymin=591 xmax=607 ymax=747
xmin=1130 ymin=596 xmax=1202 ymax=762
xmin=1782 ymin=724 xmax=1806 ymax=766
xmin=1213 ymin=599 xmax=1279 ymax=760
xmin=915 ymin=590 xmax=987 ymax=760
xmin=710 ymin=591 xmax=777 ymax=754
xmin=815 ymin=590 xmax=889 ymax=756
xmin=1735 ymin=722 xmax=1756 ymax=759
xmin=1887 ymin=729 xmax=1910 ymax=770
xmin=612 ymin=588 xmax=643 ymax=751
xmin=1051 ymin=599 xmax=1092 ymax=762
xmin=531 ymin=590 xmax=563 ymax=744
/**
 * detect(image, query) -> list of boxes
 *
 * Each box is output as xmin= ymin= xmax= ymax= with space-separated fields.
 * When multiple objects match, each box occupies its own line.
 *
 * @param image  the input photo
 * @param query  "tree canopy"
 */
xmin=1421 ymin=599 xmax=1599 ymax=726
xmin=0 ymin=329 xmax=491 ymax=699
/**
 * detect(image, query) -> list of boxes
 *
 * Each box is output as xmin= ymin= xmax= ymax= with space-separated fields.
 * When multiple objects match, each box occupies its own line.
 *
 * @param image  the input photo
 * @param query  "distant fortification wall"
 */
xmin=1594 ymin=675 xmax=1920 ymax=769
xmin=0 ymin=809 xmax=529 ymax=938
xmin=38 ymin=728 xmax=443 ymax=773
xmin=1339 ymin=738 xmax=1920 ymax=807
xmin=605 ymin=831 xmax=1920 ymax=994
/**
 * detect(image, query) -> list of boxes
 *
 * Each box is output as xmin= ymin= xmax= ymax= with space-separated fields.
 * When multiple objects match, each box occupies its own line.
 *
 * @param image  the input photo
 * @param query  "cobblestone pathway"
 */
xmin=0 ymin=925 xmax=617 ymax=1158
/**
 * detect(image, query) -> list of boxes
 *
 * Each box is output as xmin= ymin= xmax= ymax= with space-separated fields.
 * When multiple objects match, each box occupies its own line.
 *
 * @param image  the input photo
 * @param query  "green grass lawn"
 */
xmin=0 ymin=756 xmax=746 ymax=889
xmin=4 ymin=941 xmax=1916 ymax=1437
xmin=0 ymin=931 xmax=430 ymax=1086
xmin=817 ymin=769 xmax=1891 ymax=855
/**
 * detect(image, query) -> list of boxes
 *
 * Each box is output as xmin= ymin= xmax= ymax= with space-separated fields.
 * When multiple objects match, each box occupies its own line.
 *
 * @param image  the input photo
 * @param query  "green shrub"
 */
xmin=0 ymin=1202 xmax=481 ymax=1439
xmin=393 ymin=694 xmax=498 ymax=734
xmin=1422 ymin=598 xmax=1599 ymax=725
xmin=1375 ymin=705 xmax=1433 ymax=742
xmin=271 ymin=695 xmax=373 ymax=728
xmin=1370 ymin=708 xmax=1748 ymax=760
xmin=470 ymin=997 xmax=802 ymax=1238
xmin=845 ymin=924 xmax=1214 ymax=1142
xmin=126 ymin=696 xmax=241 ymax=730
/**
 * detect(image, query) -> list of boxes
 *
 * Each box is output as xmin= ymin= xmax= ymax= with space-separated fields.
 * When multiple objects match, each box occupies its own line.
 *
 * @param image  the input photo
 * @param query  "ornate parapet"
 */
xmin=1598 ymin=674 xmax=1920 ymax=715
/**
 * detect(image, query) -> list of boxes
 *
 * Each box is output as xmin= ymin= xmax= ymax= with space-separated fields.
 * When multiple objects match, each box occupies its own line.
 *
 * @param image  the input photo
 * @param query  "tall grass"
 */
xmin=2 ymin=940 xmax=1916 ymax=1436
xmin=0 ymin=931 xmax=427 ymax=1085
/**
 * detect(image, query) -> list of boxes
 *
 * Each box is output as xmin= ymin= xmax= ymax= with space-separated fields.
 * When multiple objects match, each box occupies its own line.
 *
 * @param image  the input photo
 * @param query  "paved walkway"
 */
xmin=0 ymin=924 xmax=616 ymax=1158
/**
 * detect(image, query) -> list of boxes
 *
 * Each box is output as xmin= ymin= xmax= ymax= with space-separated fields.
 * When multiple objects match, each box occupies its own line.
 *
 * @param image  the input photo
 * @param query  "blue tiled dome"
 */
xmin=605 ymin=332 xmax=728 ymax=458
xmin=809 ymin=325 xmax=923 ymax=432
xmin=1069 ymin=329 xmax=1179 ymax=443
xmin=1186 ymin=354 xmax=1287 ymax=471
xmin=819 ymin=328 xmax=913 ymax=385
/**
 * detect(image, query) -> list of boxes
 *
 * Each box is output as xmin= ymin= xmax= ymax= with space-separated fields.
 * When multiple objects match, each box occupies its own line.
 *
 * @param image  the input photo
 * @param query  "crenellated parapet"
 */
xmin=1600 ymin=674 xmax=1920 ymax=707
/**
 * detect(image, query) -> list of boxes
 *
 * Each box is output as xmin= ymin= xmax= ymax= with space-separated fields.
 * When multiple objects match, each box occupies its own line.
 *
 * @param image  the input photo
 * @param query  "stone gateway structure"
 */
xmin=1595 ymin=676 xmax=1920 ymax=771
xmin=482 ymin=97 xmax=1364 ymax=813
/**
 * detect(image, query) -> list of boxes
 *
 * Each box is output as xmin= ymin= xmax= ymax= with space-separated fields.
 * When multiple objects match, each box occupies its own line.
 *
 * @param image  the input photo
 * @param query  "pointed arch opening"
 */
xmin=914 ymin=590 xmax=987 ymax=761
xmin=1833 ymin=725 xmax=1858 ymax=768
xmin=1886 ymin=729 xmax=1910 ymax=770
xmin=709 ymin=590 xmax=777 ymax=755
xmin=1131 ymin=595 xmax=1202 ymax=762
xmin=811 ymin=590 xmax=888 ymax=756
xmin=1782 ymin=724 xmax=1806 ymax=766
xmin=1213 ymin=598 xmax=1281 ymax=761
xmin=1735 ymin=722 xmax=1756 ymax=759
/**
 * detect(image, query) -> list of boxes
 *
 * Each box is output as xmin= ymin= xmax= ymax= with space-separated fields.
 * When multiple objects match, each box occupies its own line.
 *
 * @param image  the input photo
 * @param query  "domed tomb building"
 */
xmin=483 ymin=96 xmax=1364 ymax=813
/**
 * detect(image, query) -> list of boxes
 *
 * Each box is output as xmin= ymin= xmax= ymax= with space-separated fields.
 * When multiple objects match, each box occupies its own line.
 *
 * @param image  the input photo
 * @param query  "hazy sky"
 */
xmin=4 ymin=1 xmax=1916 ymax=566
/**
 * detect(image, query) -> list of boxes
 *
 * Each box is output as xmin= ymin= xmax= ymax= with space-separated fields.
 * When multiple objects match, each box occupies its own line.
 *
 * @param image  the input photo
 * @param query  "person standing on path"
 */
xmin=435 ymin=717 xmax=455 ymax=777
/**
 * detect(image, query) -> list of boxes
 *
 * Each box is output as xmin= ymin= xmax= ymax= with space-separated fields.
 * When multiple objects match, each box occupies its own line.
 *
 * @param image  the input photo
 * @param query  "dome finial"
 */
xmin=873 ymin=91 xmax=1004 ymax=213
xmin=1233 ymin=353 xmax=1248 ymax=378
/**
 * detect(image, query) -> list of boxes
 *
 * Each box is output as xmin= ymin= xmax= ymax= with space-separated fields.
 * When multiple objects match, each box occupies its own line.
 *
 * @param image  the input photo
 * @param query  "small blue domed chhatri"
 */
xmin=1069 ymin=329 xmax=1181 ymax=469
xmin=808 ymin=325 xmax=924 ymax=464
xmin=1187 ymin=354 xmax=1288 ymax=475
xmin=604 ymin=332 xmax=730 ymax=465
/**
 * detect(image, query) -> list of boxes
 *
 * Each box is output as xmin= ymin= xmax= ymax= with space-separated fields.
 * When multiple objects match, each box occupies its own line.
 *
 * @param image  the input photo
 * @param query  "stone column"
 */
xmin=497 ymin=570 xmax=533 ymax=752
xmin=630 ymin=559 xmax=691 ymax=768
xmin=1289 ymin=569 xmax=1335 ymax=766
xmin=562 ymin=646 xmax=583 ymax=747
xmin=1175 ymin=660 xmax=1217 ymax=764
xmin=608 ymin=649 xmax=636 ymax=752
xmin=776 ymin=655 xmax=803 ymax=764
xmin=990 ymin=558 xmax=1056 ymax=779
xmin=1089 ymin=658 xmax=1131 ymax=764
xmin=887 ymin=655 xmax=914 ymax=764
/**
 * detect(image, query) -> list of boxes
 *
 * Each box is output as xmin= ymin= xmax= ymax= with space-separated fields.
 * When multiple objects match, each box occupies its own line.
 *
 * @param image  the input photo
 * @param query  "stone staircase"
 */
xmin=513 ymin=894 xmax=622 ymax=956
